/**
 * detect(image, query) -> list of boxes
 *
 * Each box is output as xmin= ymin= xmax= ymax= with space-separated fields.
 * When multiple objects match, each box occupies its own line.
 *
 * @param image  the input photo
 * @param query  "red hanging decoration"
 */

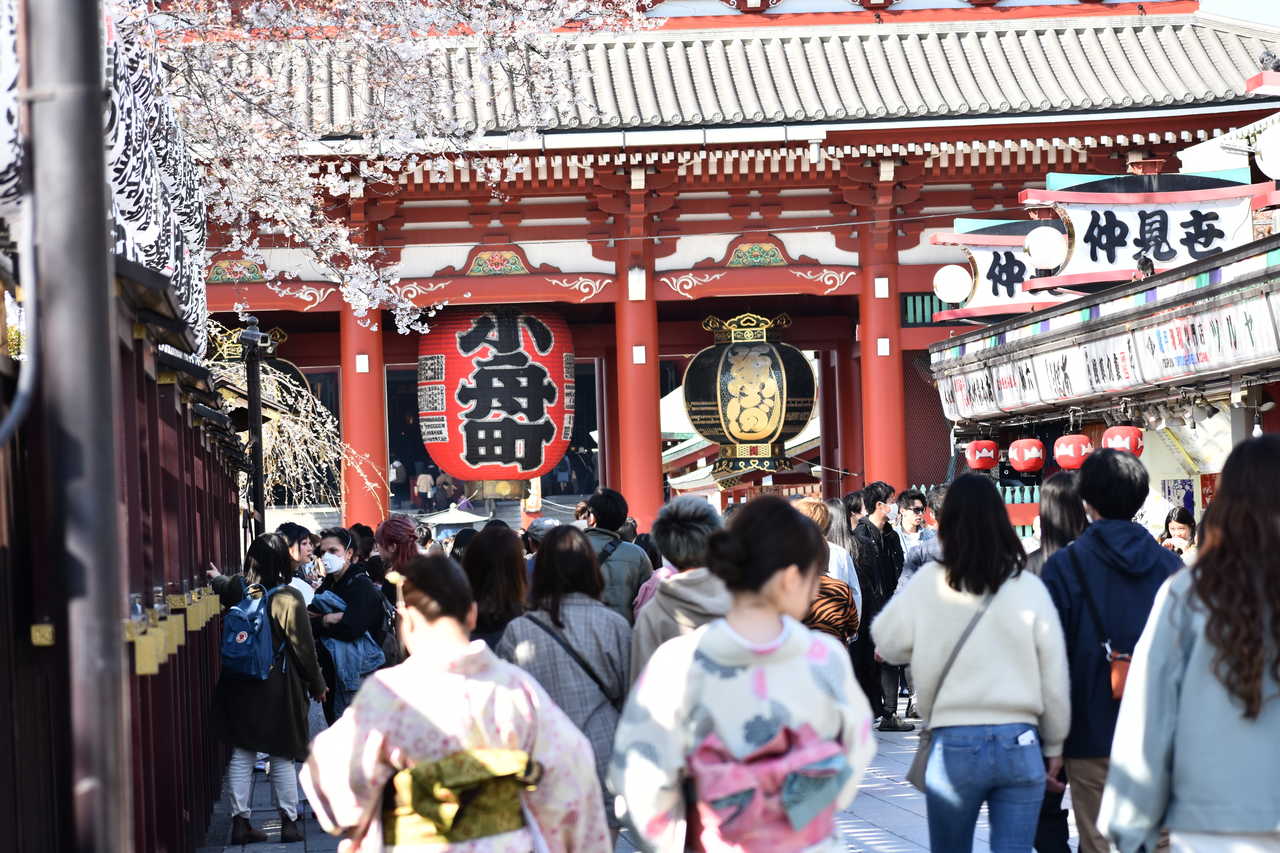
xmin=1054 ymin=434 xmax=1094 ymax=470
xmin=1008 ymin=438 xmax=1046 ymax=473
xmin=1101 ymin=425 xmax=1145 ymax=457
xmin=417 ymin=307 xmax=574 ymax=481
xmin=965 ymin=439 xmax=999 ymax=471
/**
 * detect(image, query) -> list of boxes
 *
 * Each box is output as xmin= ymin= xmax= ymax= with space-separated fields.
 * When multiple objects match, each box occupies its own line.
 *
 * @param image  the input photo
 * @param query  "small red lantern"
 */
xmin=1008 ymin=438 xmax=1046 ymax=473
xmin=1054 ymin=434 xmax=1094 ymax=470
xmin=1101 ymin=425 xmax=1145 ymax=457
xmin=965 ymin=439 xmax=999 ymax=471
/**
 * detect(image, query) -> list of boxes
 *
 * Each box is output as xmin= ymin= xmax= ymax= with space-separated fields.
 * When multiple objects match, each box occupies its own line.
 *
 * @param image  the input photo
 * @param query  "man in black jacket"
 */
xmin=311 ymin=527 xmax=386 ymax=724
xmin=852 ymin=480 xmax=912 ymax=731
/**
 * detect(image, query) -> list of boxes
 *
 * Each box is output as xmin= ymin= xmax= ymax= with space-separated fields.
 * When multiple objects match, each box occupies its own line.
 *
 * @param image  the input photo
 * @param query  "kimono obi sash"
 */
xmin=687 ymin=723 xmax=851 ymax=853
xmin=382 ymin=749 xmax=542 ymax=846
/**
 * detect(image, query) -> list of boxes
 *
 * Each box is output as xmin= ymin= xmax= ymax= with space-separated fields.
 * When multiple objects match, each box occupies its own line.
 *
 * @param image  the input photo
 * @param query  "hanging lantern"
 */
xmin=1101 ymin=425 xmax=1145 ymax=457
xmin=417 ymin=307 xmax=574 ymax=481
xmin=964 ymin=439 xmax=999 ymax=471
xmin=1054 ymin=434 xmax=1094 ymax=470
xmin=683 ymin=313 xmax=816 ymax=478
xmin=1008 ymin=438 xmax=1046 ymax=473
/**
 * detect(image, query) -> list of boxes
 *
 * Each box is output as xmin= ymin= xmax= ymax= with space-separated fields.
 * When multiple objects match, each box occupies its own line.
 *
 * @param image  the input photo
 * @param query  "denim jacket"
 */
xmin=1099 ymin=570 xmax=1280 ymax=851
xmin=311 ymin=590 xmax=385 ymax=691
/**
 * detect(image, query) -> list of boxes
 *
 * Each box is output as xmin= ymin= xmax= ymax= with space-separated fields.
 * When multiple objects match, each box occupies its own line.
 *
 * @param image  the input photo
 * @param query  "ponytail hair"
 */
xmin=707 ymin=495 xmax=826 ymax=592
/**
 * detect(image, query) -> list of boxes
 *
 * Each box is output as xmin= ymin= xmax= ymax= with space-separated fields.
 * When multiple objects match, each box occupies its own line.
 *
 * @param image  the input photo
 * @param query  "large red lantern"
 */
xmin=1008 ymin=438 xmax=1046 ymax=473
xmin=1101 ymin=425 xmax=1145 ymax=457
xmin=417 ymin=307 xmax=574 ymax=481
xmin=1054 ymin=434 xmax=1094 ymax=470
xmin=965 ymin=439 xmax=999 ymax=471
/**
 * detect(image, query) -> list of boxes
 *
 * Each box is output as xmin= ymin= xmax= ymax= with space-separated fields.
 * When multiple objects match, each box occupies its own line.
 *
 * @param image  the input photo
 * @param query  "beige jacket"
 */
xmin=629 ymin=568 xmax=731 ymax=683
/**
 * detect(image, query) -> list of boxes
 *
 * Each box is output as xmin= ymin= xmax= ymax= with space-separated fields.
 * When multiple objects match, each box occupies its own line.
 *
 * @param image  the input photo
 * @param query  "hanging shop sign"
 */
xmin=683 ymin=313 xmax=816 ymax=478
xmin=1082 ymin=332 xmax=1144 ymax=394
xmin=1033 ymin=346 xmax=1091 ymax=404
xmin=930 ymin=219 xmax=1075 ymax=321
xmin=1134 ymin=294 xmax=1279 ymax=383
xmin=417 ymin=307 xmax=574 ymax=481
xmin=992 ymin=357 xmax=1041 ymax=411
xmin=1020 ymin=170 xmax=1261 ymax=293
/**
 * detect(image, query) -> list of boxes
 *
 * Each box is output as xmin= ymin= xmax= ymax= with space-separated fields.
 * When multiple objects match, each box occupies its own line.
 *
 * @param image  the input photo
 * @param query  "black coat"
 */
xmin=852 ymin=516 xmax=904 ymax=621
xmin=210 ymin=585 xmax=326 ymax=761
xmin=312 ymin=565 xmax=385 ymax=646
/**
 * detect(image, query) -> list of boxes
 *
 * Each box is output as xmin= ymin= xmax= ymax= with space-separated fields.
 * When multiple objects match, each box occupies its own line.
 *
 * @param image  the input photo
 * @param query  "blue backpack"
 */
xmin=220 ymin=583 xmax=288 ymax=680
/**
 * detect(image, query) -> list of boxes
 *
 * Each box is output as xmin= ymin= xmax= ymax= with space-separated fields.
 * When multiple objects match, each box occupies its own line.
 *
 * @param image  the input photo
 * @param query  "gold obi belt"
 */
xmin=382 ymin=749 xmax=543 ymax=846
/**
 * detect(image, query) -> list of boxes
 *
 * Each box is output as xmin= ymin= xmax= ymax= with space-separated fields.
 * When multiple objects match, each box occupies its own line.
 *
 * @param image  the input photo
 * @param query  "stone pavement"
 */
xmin=200 ymin=702 xmax=1076 ymax=852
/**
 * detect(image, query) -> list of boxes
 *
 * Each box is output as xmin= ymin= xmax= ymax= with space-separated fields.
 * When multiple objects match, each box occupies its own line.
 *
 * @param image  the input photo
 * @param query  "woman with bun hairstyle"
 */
xmin=611 ymin=495 xmax=876 ymax=852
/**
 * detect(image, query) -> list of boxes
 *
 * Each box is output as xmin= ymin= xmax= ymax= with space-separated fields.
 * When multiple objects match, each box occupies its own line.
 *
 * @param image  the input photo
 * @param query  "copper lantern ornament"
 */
xmin=683 ymin=313 xmax=816 ymax=477
xmin=1054 ymin=434 xmax=1094 ymax=470
xmin=965 ymin=439 xmax=999 ymax=471
xmin=1008 ymin=438 xmax=1046 ymax=473
xmin=417 ymin=307 xmax=574 ymax=481
xmin=1101 ymin=425 xmax=1145 ymax=457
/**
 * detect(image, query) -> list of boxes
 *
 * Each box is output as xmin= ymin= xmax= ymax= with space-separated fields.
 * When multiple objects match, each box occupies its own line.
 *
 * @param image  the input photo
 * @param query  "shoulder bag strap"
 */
xmin=933 ymin=592 xmax=995 ymax=706
xmin=598 ymin=538 xmax=622 ymax=567
xmin=1066 ymin=545 xmax=1114 ymax=653
xmin=524 ymin=614 xmax=623 ymax=711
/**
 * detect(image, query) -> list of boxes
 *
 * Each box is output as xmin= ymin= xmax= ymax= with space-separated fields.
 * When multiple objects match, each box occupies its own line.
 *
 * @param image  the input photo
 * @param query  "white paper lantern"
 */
xmin=1255 ymin=124 xmax=1280 ymax=181
xmin=1024 ymin=225 xmax=1069 ymax=271
xmin=933 ymin=263 xmax=974 ymax=305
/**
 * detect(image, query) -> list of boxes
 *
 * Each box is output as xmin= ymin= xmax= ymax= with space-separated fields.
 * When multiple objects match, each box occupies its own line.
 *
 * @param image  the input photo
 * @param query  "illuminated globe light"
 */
xmin=933 ymin=264 xmax=974 ymax=305
xmin=1255 ymin=123 xmax=1280 ymax=181
xmin=1024 ymin=225 xmax=1069 ymax=271
xmin=1101 ymin=425 xmax=1145 ymax=457
xmin=1008 ymin=438 xmax=1046 ymax=473
xmin=1054 ymin=434 xmax=1093 ymax=470
xmin=964 ymin=439 xmax=999 ymax=471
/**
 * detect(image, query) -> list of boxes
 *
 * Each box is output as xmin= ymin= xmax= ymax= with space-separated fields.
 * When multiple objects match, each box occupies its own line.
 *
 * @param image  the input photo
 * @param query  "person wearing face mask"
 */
xmin=852 ymin=480 xmax=911 ymax=731
xmin=309 ymin=526 xmax=387 ymax=724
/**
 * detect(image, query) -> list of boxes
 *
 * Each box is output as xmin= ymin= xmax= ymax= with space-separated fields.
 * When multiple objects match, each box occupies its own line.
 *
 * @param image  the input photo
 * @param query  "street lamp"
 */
xmin=239 ymin=316 xmax=275 ymax=536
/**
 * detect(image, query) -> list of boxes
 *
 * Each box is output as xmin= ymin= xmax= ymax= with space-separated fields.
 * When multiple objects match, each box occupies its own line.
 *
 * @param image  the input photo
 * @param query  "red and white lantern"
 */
xmin=417 ymin=307 xmax=575 ymax=481
xmin=1101 ymin=425 xmax=1145 ymax=457
xmin=1054 ymin=434 xmax=1094 ymax=470
xmin=1008 ymin=438 xmax=1047 ymax=473
xmin=965 ymin=439 xmax=999 ymax=471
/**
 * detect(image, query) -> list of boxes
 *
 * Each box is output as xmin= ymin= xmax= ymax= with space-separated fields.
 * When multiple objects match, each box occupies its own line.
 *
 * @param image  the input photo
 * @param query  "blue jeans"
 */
xmin=924 ymin=723 xmax=1046 ymax=853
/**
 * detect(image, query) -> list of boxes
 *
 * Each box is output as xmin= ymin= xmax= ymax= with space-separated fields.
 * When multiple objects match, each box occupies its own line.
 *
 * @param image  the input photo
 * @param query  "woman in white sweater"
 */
xmin=872 ymin=474 xmax=1071 ymax=853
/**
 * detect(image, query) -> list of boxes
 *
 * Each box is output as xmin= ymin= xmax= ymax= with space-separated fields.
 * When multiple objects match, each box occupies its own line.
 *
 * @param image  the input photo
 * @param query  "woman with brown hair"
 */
xmin=1101 ymin=436 xmax=1280 ymax=852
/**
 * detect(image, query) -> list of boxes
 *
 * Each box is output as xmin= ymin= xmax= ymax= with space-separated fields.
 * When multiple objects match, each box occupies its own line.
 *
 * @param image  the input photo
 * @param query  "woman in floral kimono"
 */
xmin=301 ymin=553 xmax=609 ymax=852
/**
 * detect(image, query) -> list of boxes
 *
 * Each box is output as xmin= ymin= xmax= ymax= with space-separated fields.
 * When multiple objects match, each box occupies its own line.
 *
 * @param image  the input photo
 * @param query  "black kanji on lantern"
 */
xmin=1178 ymin=210 xmax=1226 ymax=260
xmin=1083 ymin=210 xmax=1129 ymax=264
xmin=986 ymin=251 xmax=1026 ymax=298
xmin=462 ymin=419 xmax=555 ymax=471
xmin=454 ymin=309 xmax=560 ymax=473
xmin=1133 ymin=210 xmax=1177 ymax=262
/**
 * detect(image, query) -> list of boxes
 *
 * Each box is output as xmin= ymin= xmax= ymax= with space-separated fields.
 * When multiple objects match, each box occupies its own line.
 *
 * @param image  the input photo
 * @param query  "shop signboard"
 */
xmin=1032 ymin=346 xmax=1091 ymax=403
xmin=930 ymin=219 xmax=1074 ymax=321
xmin=1082 ymin=332 xmax=1144 ymax=394
xmin=960 ymin=368 xmax=1000 ymax=418
xmin=1020 ymin=170 xmax=1260 ymax=292
xmin=992 ymin=357 xmax=1041 ymax=410
xmin=1135 ymin=294 xmax=1279 ymax=382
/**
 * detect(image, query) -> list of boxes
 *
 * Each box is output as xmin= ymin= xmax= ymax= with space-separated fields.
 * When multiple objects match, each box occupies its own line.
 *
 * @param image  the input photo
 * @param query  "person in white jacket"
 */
xmin=873 ymin=474 xmax=1071 ymax=853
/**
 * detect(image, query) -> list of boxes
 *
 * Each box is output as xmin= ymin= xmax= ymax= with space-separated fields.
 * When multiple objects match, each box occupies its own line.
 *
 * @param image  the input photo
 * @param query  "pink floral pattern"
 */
xmin=301 ymin=641 xmax=610 ymax=853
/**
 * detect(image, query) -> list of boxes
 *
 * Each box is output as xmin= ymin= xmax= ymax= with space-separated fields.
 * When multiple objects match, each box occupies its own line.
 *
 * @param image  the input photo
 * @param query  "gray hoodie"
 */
xmin=629 ymin=568 xmax=732 ymax=683
xmin=583 ymin=527 xmax=653 ymax=624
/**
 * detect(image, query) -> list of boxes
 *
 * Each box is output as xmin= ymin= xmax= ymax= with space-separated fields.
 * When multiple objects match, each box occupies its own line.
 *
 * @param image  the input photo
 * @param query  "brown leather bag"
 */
xmin=1108 ymin=653 xmax=1132 ymax=701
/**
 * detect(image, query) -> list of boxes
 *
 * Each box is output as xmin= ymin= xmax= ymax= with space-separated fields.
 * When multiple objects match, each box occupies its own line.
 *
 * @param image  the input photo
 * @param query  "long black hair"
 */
xmin=245 ymin=533 xmax=292 ymax=588
xmin=1161 ymin=506 xmax=1197 ymax=544
xmin=939 ymin=474 xmax=1026 ymax=596
xmin=1038 ymin=471 xmax=1087 ymax=558
xmin=530 ymin=525 xmax=604 ymax=628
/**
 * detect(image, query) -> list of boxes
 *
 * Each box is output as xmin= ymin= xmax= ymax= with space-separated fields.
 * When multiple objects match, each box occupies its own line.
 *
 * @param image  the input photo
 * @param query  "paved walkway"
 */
xmin=200 ymin=704 xmax=1077 ymax=852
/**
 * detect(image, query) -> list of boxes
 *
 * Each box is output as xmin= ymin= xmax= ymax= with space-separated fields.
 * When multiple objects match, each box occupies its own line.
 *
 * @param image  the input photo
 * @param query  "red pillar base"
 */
xmin=613 ymin=298 xmax=663 ymax=528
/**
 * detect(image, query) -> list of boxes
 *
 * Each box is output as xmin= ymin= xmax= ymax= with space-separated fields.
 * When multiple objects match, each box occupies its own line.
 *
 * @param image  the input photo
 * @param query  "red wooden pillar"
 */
xmin=603 ymin=353 xmax=622 ymax=490
xmin=819 ymin=349 xmax=841 ymax=500
xmin=836 ymin=337 xmax=863 ymax=494
xmin=339 ymin=307 xmax=389 ymax=526
xmin=614 ymin=284 xmax=664 ymax=527
xmin=859 ymin=210 xmax=909 ymax=492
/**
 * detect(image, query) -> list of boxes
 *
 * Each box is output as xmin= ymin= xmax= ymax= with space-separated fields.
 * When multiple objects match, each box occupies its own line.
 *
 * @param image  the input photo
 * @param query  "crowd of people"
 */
xmin=206 ymin=437 xmax=1280 ymax=852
